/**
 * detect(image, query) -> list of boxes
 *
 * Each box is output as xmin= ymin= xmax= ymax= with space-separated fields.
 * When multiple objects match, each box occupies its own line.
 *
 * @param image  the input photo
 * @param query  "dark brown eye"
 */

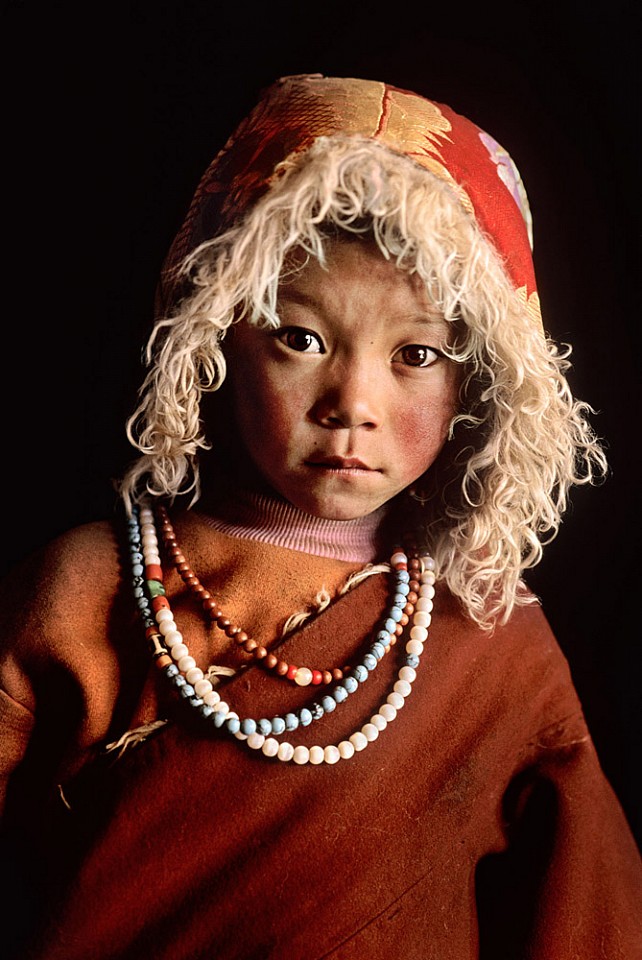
xmin=393 ymin=345 xmax=440 ymax=367
xmin=278 ymin=327 xmax=324 ymax=353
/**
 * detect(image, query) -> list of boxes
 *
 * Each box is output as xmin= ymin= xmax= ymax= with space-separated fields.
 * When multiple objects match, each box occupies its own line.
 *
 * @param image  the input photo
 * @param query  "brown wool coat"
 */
xmin=1 ymin=514 xmax=641 ymax=959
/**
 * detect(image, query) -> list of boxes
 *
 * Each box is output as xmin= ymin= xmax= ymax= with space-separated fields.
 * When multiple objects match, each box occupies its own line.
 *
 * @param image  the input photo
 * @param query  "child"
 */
xmin=2 ymin=74 xmax=641 ymax=959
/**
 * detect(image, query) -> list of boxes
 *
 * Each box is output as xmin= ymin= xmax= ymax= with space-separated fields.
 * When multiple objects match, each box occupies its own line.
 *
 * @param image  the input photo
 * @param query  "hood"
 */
xmin=159 ymin=74 xmax=539 ymax=325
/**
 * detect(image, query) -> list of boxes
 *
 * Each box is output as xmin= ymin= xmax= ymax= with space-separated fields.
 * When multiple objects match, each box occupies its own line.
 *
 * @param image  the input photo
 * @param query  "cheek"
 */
xmin=394 ymin=388 xmax=456 ymax=475
xmin=397 ymin=414 xmax=446 ymax=474
xmin=234 ymin=363 xmax=306 ymax=453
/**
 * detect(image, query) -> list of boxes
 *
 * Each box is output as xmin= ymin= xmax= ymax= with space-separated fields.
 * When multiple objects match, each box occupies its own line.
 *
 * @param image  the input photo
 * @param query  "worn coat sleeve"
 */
xmin=477 ymin=717 xmax=642 ymax=958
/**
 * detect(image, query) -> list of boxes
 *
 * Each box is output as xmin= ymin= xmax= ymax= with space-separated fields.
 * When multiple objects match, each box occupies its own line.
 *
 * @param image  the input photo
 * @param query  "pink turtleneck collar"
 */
xmin=199 ymin=491 xmax=386 ymax=563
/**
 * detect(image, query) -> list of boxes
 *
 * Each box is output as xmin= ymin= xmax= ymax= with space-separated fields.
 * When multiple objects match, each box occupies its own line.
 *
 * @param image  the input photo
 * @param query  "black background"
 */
xmin=3 ymin=2 xmax=640 ymax=843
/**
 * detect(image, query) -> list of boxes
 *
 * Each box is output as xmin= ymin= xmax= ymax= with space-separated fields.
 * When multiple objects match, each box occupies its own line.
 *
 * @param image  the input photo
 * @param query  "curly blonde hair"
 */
xmin=120 ymin=136 xmax=606 ymax=627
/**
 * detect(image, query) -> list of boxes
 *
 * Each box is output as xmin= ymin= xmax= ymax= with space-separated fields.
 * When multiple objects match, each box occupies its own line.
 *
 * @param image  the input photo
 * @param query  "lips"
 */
xmin=305 ymin=455 xmax=377 ymax=471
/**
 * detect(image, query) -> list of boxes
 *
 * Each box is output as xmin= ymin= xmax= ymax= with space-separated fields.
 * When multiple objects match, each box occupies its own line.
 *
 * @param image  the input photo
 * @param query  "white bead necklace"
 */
xmin=131 ymin=502 xmax=436 ymax=765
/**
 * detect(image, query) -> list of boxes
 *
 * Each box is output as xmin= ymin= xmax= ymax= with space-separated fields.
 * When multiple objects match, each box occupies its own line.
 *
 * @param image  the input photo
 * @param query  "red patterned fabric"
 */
xmin=158 ymin=75 xmax=539 ymax=322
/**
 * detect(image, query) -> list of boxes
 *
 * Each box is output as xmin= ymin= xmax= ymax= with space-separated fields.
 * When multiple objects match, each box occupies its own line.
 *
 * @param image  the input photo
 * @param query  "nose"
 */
xmin=310 ymin=360 xmax=382 ymax=430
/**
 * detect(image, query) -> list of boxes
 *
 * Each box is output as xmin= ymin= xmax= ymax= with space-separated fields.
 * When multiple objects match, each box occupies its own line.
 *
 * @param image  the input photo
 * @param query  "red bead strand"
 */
xmin=155 ymin=504 xmax=397 ymax=686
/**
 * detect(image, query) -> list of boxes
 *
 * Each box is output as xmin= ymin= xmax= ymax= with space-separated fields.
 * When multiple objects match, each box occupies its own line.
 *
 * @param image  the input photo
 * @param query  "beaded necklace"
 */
xmin=156 ymin=502 xmax=411 ymax=685
xmin=128 ymin=501 xmax=436 ymax=765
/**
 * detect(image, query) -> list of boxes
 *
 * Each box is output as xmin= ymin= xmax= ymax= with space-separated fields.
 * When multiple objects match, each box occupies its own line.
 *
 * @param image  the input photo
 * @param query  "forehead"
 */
xmin=278 ymin=237 xmax=441 ymax=321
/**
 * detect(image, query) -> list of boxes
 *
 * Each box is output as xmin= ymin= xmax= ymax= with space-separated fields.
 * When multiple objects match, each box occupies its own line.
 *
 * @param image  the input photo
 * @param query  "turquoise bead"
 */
xmin=321 ymin=695 xmax=336 ymax=713
xmin=180 ymin=684 xmax=195 ymax=699
xmin=257 ymin=718 xmax=272 ymax=736
xmin=299 ymin=708 xmax=313 ymax=726
xmin=333 ymin=686 xmax=348 ymax=703
xmin=384 ymin=618 xmax=397 ymax=633
xmin=342 ymin=676 xmax=358 ymax=694
xmin=241 ymin=718 xmax=257 ymax=736
xmin=285 ymin=713 xmax=299 ymax=730
xmin=213 ymin=710 xmax=228 ymax=728
xmin=352 ymin=665 xmax=368 ymax=683
xmin=271 ymin=717 xmax=286 ymax=735
xmin=363 ymin=653 xmax=377 ymax=671
xmin=226 ymin=717 xmax=241 ymax=735
xmin=146 ymin=580 xmax=166 ymax=598
xmin=371 ymin=641 xmax=385 ymax=660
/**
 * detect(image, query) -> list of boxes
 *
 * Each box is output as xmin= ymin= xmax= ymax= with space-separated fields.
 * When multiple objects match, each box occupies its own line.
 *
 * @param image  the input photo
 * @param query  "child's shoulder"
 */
xmin=0 ymin=518 xmax=124 ymax=668
xmin=2 ymin=518 xmax=121 ymax=600
xmin=438 ymin=583 xmax=576 ymax=706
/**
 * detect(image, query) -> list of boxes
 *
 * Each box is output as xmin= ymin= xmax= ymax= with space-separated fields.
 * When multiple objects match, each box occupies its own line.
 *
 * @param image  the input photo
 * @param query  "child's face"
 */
xmin=227 ymin=239 xmax=461 ymax=520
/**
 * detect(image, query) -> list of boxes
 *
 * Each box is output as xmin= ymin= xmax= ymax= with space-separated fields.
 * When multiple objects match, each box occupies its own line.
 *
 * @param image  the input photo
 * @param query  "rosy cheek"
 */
xmin=395 ymin=404 xmax=451 ymax=474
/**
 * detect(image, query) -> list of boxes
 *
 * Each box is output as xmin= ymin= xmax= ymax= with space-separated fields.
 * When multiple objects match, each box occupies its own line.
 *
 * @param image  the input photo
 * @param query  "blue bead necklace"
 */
xmin=127 ymin=501 xmax=436 ymax=765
